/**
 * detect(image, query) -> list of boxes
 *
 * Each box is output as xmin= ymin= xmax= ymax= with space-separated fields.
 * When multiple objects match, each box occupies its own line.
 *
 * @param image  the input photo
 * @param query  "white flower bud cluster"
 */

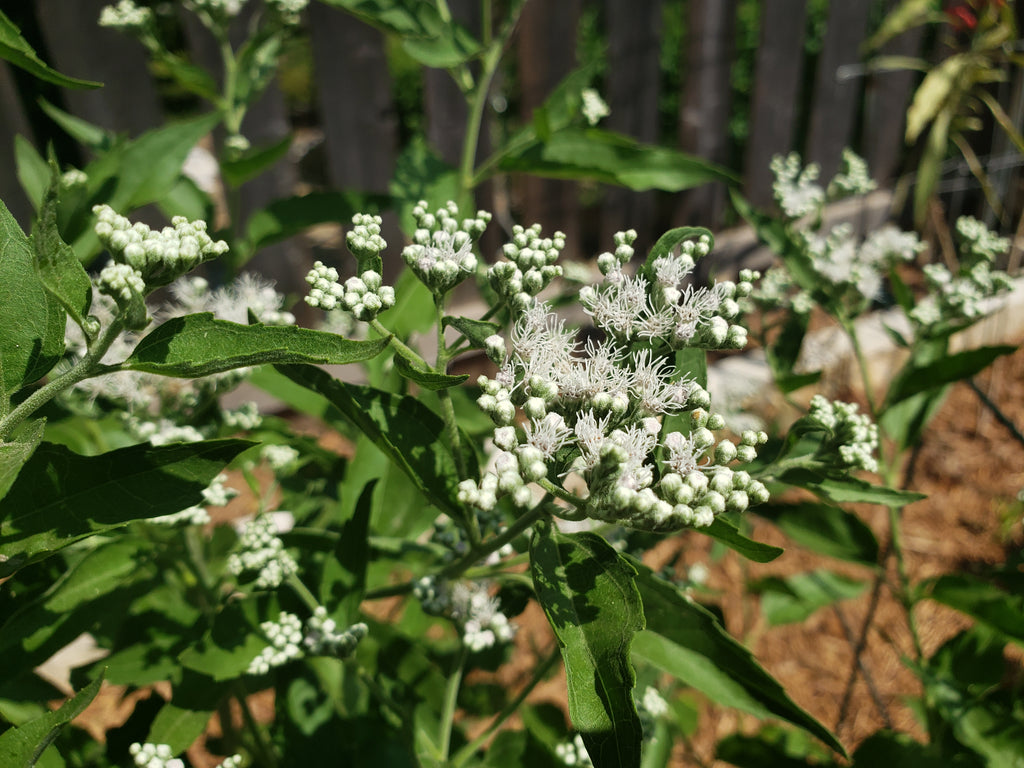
xmin=129 ymin=743 xmax=185 ymax=768
xmin=228 ymin=514 xmax=298 ymax=589
xmin=555 ymin=734 xmax=593 ymax=767
xmin=261 ymin=443 xmax=300 ymax=470
xmin=97 ymin=262 xmax=146 ymax=307
xmin=581 ymin=88 xmax=610 ymax=125
xmin=222 ymin=401 xmax=262 ymax=430
xmin=346 ymin=213 xmax=387 ymax=262
xmin=185 ymin=0 xmax=246 ymax=20
xmin=93 ymin=205 xmax=228 ymax=288
xmin=247 ymin=611 xmax=304 ymax=674
xmin=128 ymin=417 xmax=206 ymax=446
xmin=303 ymin=606 xmax=367 ymax=657
xmin=128 ymin=744 xmax=240 ymax=768
xmin=60 ymin=168 xmax=88 ymax=189
xmin=771 ymin=153 xmax=825 ymax=219
xmin=153 ymin=472 xmax=237 ymax=526
xmin=413 ymin=577 xmax=516 ymax=652
xmin=827 ymin=148 xmax=877 ymax=198
xmin=639 ymin=686 xmax=669 ymax=719
xmin=909 ymin=217 xmax=1013 ymax=329
xmin=488 ymin=223 xmax=565 ymax=310
xmin=305 ymin=261 xmax=395 ymax=320
xmin=806 ymin=395 xmax=879 ymax=473
xmin=223 ymin=134 xmax=250 ymax=154
xmin=403 ymin=201 xmax=491 ymax=295
xmin=99 ymin=0 xmax=153 ymax=31
xmin=266 ymin=0 xmax=308 ymax=24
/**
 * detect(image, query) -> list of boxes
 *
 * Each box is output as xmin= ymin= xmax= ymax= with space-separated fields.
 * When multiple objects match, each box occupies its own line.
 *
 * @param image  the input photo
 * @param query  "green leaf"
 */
xmin=782 ymin=473 xmax=925 ymax=507
xmin=499 ymin=129 xmax=736 ymax=192
xmin=629 ymin=561 xmax=845 ymax=755
xmin=879 ymin=385 xmax=950 ymax=452
xmin=0 ymin=439 xmax=251 ymax=576
xmin=14 ymin=136 xmax=50 ymax=212
xmin=0 ymin=673 xmax=103 ymax=767
xmin=850 ymin=731 xmax=947 ymax=767
xmin=276 ymin=364 xmax=464 ymax=517
xmin=703 ymin=516 xmax=783 ymax=563
xmin=754 ymin=570 xmax=867 ymax=627
xmin=885 ymin=345 xmax=1016 ymax=407
xmin=32 ymin=161 xmax=93 ymax=331
xmin=927 ymin=573 xmax=1024 ymax=646
xmin=0 ymin=9 xmax=101 ymax=89
xmin=122 ymin=313 xmax=390 ymax=377
xmin=38 ymin=99 xmax=113 ymax=151
xmin=321 ymin=480 xmax=374 ymax=625
xmin=716 ymin=725 xmax=839 ymax=768
xmin=393 ymin=354 xmax=469 ymax=391
xmin=756 ymin=502 xmax=879 ymax=565
xmin=390 ymin=138 xmax=461 ymax=233
xmin=530 ymin=524 xmax=645 ymax=768
xmin=319 ymin=0 xmax=481 ymax=68
xmin=862 ymin=0 xmax=938 ymax=52
xmin=146 ymin=703 xmax=212 ymax=755
xmin=906 ymin=54 xmax=969 ymax=144
xmin=441 ymin=316 xmax=501 ymax=349
xmin=0 ymin=198 xmax=65 ymax=398
xmin=220 ymin=135 xmax=293 ymax=188
xmin=241 ymin=191 xmax=390 ymax=259
xmin=0 ymin=421 xmax=45 ymax=502
xmin=179 ymin=601 xmax=266 ymax=681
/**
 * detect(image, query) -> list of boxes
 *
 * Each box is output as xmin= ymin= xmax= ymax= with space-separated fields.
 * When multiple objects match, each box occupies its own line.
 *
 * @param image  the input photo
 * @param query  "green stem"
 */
xmin=841 ymin=317 xmax=879 ymax=418
xmin=887 ymin=503 xmax=925 ymax=662
xmin=287 ymin=573 xmax=321 ymax=613
xmin=232 ymin=681 xmax=279 ymax=768
xmin=439 ymin=645 xmax=468 ymax=762
xmin=369 ymin=318 xmax=431 ymax=370
xmin=450 ymin=646 xmax=560 ymax=768
xmin=434 ymin=299 xmax=470 ymax=484
xmin=457 ymin=30 xmax=506 ymax=198
xmin=0 ymin=317 xmax=126 ymax=441
xmin=537 ymin=477 xmax=587 ymax=509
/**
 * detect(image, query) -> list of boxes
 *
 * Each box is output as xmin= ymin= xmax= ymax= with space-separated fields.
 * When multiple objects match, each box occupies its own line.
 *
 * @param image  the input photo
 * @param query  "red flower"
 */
xmin=945 ymin=4 xmax=978 ymax=30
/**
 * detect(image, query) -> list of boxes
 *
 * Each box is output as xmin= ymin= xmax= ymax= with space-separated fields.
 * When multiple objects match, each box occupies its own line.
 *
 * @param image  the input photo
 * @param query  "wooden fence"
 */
xmin=1 ymin=0 xmax=1021 ymax=294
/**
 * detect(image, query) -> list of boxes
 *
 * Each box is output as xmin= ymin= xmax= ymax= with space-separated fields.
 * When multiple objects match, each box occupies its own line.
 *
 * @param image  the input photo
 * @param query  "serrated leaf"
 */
xmin=0 ymin=674 xmax=103 ymax=767
xmin=442 ymin=316 xmax=501 ymax=349
xmin=754 ymin=570 xmax=867 ymax=626
xmin=32 ymin=161 xmax=93 ymax=331
xmin=703 ymin=516 xmax=783 ymax=563
xmin=0 ymin=9 xmax=101 ymax=89
xmin=122 ymin=313 xmax=390 ymax=377
xmin=530 ymin=524 xmax=645 ymax=768
xmin=756 ymin=502 xmax=879 ymax=565
xmin=628 ymin=561 xmax=845 ymax=755
xmin=0 ymin=420 xmax=45 ymax=502
xmin=276 ymin=364 xmax=465 ymax=517
xmin=0 ymin=198 xmax=65 ymax=398
xmin=393 ymin=354 xmax=469 ymax=391
xmin=0 ymin=439 xmax=251 ymax=576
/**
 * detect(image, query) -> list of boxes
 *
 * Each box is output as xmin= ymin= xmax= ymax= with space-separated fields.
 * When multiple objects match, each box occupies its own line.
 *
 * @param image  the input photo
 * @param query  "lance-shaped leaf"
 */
xmin=0 ymin=9 xmax=101 ymax=89
xmin=0 ymin=198 xmax=65 ymax=398
xmin=122 ymin=313 xmax=390 ymax=377
xmin=276 ymin=364 xmax=465 ymax=517
xmin=530 ymin=524 xmax=645 ymax=768
xmin=0 ymin=439 xmax=252 ymax=577
xmin=884 ymin=344 xmax=1016 ymax=407
xmin=756 ymin=502 xmax=879 ymax=566
xmin=703 ymin=516 xmax=783 ymax=563
xmin=320 ymin=480 xmax=375 ymax=626
xmin=442 ymin=315 xmax=501 ymax=349
xmin=32 ymin=161 xmax=93 ymax=331
xmin=0 ymin=420 xmax=44 ymax=503
xmin=0 ymin=673 xmax=104 ymax=767
xmin=927 ymin=573 xmax=1024 ymax=646
xmin=393 ymin=354 xmax=469 ymax=391
xmin=628 ymin=561 xmax=845 ymax=755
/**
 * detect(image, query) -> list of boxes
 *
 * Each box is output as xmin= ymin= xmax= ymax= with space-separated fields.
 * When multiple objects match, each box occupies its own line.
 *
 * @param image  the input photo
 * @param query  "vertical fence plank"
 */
xmin=677 ymin=0 xmax=736 ymax=229
xmin=600 ymin=0 xmax=662 ymax=253
xmin=34 ymin=0 xmax=163 ymax=135
xmin=0 ymin=62 xmax=34 ymax=227
xmin=743 ymin=0 xmax=809 ymax=208
xmin=516 ymin=0 xmax=582 ymax=258
xmin=805 ymin=0 xmax=872 ymax=181
xmin=424 ymin=0 xmax=479 ymax=169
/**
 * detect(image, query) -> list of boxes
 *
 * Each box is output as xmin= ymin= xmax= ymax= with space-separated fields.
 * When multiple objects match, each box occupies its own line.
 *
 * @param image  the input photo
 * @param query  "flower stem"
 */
xmin=439 ymin=644 xmax=468 ymax=762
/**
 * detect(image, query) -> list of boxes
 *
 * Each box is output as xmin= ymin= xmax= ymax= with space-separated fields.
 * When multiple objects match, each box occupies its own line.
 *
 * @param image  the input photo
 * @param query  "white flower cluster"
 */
xmin=749 ymin=266 xmax=813 ymax=314
xmin=806 ymin=395 xmax=879 ymax=473
xmin=267 ymin=0 xmax=308 ymax=23
xmin=414 ymin=577 xmax=517 ymax=652
xmin=639 ymin=686 xmax=669 ymax=718
xmin=185 ymin=0 xmax=247 ymax=19
xmin=128 ymin=417 xmax=206 ymax=446
xmin=97 ymin=262 xmax=146 ymax=305
xmin=261 ymin=443 xmax=300 ymax=470
xmin=93 ymin=205 xmax=229 ymax=290
xmin=581 ymin=88 xmax=610 ymax=126
xmin=827 ymin=148 xmax=877 ymax=198
xmin=403 ymin=201 xmax=491 ymax=295
xmin=303 ymin=606 xmax=368 ymax=656
xmin=99 ymin=0 xmax=153 ymax=31
xmin=909 ymin=217 xmax=1013 ymax=329
xmin=222 ymin=401 xmax=262 ymax=430
xmin=305 ymin=261 xmax=395 ymax=320
xmin=346 ymin=213 xmax=388 ymax=263
xmin=488 ymin=223 xmax=566 ymax=310
xmin=771 ymin=154 xmax=826 ymax=219
xmin=169 ymin=274 xmax=296 ymax=326
xmin=60 ymin=168 xmax=88 ymax=189
xmin=247 ymin=611 xmax=304 ymax=674
xmin=228 ymin=514 xmax=298 ymax=589
xmin=581 ymin=232 xmax=752 ymax=349
xmin=152 ymin=473 xmax=237 ymax=526
xmin=128 ymin=743 xmax=240 ymax=768
xmin=555 ymin=734 xmax=593 ymax=767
